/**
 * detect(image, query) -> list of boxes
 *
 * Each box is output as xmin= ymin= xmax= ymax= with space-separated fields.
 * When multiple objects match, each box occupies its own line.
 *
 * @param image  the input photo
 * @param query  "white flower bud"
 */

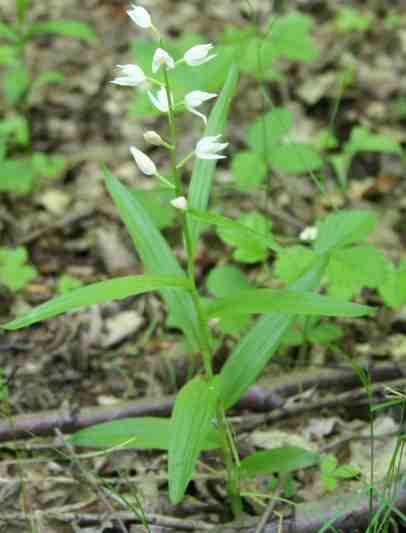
xmin=195 ymin=135 xmax=228 ymax=160
xmin=129 ymin=146 xmax=157 ymax=175
xmin=170 ymin=196 xmax=188 ymax=210
xmin=184 ymin=44 xmax=216 ymax=66
xmin=300 ymin=226 xmax=318 ymax=242
xmin=152 ymin=48 xmax=175 ymax=74
xmin=127 ymin=4 xmax=152 ymax=28
xmin=143 ymin=130 xmax=165 ymax=146
xmin=185 ymin=91 xmax=217 ymax=125
xmin=111 ymin=64 xmax=146 ymax=87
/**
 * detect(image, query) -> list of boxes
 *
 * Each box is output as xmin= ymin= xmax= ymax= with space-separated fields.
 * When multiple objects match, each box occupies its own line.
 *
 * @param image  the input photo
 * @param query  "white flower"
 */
xmin=127 ymin=4 xmax=152 ymax=28
xmin=195 ymin=135 xmax=228 ymax=160
xmin=299 ymin=226 xmax=318 ymax=242
xmin=152 ymin=48 xmax=175 ymax=74
xmin=111 ymin=64 xmax=146 ymax=87
xmin=184 ymin=44 xmax=216 ymax=66
xmin=148 ymin=86 xmax=172 ymax=113
xmin=144 ymin=130 xmax=165 ymax=146
xmin=185 ymin=91 xmax=217 ymax=124
xmin=129 ymin=146 xmax=157 ymax=175
xmin=170 ymin=196 xmax=188 ymax=210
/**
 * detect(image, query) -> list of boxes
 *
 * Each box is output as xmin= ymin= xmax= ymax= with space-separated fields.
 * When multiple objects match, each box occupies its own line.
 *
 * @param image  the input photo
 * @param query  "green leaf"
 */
xmin=131 ymin=188 xmax=175 ymax=230
xmin=231 ymin=150 xmax=267 ymax=191
xmin=246 ymin=108 xmax=293 ymax=155
xmin=216 ymin=211 xmax=276 ymax=263
xmin=2 ymin=274 xmax=191 ymax=330
xmin=0 ymin=45 xmax=19 ymax=65
xmin=206 ymin=265 xmax=250 ymax=297
xmin=71 ymin=417 xmax=220 ymax=451
xmin=240 ymin=447 xmax=319 ymax=478
xmin=16 ymin=0 xmax=30 ymax=24
xmin=346 ymin=126 xmax=401 ymax=155
xmin=336 ymin=7 xmax=373 ymax=32
xmin=0 ymin=246 xmax=37 ymax=292
xmin=105 ymin=170 xmax=201 ymax=350
xmin=266 ymin=12 xmax=320 ymax=62
xmin=274 ymin=246 xmax=317 ymax=284
xmin=31 ymin=152 xmax=66 ymax=179
xmin=31 ymin=70 xmax=65 ymax=92
xmin=188 ymin=64 xmax=239 ymax=254
xmin=0 ymin=23 xmax=19 ymax=41
xmin=169 ymin=376 xmax=219 ymax=504
xmin=4 ymin=63 xmax=30 ymax=104
xmin=0 ymin=114 xmax=29 ymax=146
xmin=219 ymin=256 xmax=327 ymax=409
xmin=29 ymin=20 xmax=97 ymax=42
xmin=269 ymin=143 xmax=323 ymax=174
xmin=326 ymin=244 xmax=388 ymax=299
xmin=379 ymin=262 xmax=406 ymax=309
xmin=321 ymin=454 xmax=337 ymax=474
xmin=207 ymin=288 xmax=374 ymax=319
xmin=57 ymin=274 xmax=83 ymax=295
xmin=314 ymin=209 xmax=377 ymax=255
xmin=308 ymin=323 xmax=343 ymax=345
xmin=0 ymin=158 xmax=34 ymax=194
xmin=335 ymin=464 xmax=360 ymax=479
xmin=187 ymin=208 xmax=280 ymax=256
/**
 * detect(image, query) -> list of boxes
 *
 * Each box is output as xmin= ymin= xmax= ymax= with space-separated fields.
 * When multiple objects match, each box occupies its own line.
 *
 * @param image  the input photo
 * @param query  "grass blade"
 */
xmin=105 ymin=170 xmax=201 ymax=350
xmin=2 ymin=275 xmax=191 ymax=330
xmin=169 ymin=376 xmax=219 ymax=504
xmin=219 ymin=256 xmax=328 ymax=409
xmin=188 ymin=64 xmax=239 ymax=254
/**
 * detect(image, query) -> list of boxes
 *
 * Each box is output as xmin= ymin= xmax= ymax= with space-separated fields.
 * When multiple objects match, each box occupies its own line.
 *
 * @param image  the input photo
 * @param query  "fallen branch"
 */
xmin=0 ymin=364 xmax=403 ymax=442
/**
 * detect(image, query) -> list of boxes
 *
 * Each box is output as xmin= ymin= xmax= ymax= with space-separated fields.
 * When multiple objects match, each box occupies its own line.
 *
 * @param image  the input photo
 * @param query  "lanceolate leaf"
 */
xmin=2 ymin=275 xmax=191 ymax=330
xmin=219 ymin=256 xmax=327 ymax=409
xmin=71 ymin=417 xmax=220 ymax=451
xmin=207 ymin=289 xmax=373 ymax=319
xmin=29 ymin=20 xmax=97 ymax=42
xmin=169 ymin=376 xmax=219 ymax=504
xmin=105 ymin=170 xmax=201 ymax=350
xmin=186 ymin=207 xmax=281 ymax=253
xmin=240 ymin=447 xmax=319 ymax=479
xmin=188 ymin=64 xmax=239 ymax=255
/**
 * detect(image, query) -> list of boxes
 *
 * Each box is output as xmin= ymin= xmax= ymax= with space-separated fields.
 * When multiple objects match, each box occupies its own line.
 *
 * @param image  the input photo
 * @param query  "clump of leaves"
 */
xmin=320 ymin=454 xmax=361 ymax=491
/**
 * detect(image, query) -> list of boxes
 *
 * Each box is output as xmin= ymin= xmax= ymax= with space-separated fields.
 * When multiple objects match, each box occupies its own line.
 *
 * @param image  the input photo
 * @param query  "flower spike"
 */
xmin=195 ymin=135 xmax=228 ymax=160
xmin=185 ymin=91 xmax=217 ymax=125
xmin=127 ymin=4 xmax=152 ymax=28
xmin=184 ymin=44 xmax=216 ymax=66
xmin=152 ymin=48 xmax=175 ymax=74
xmin=111 ymin=64 xmax=146 ymax=87
xmin=129 ymin=146 xmax=157 ymax=175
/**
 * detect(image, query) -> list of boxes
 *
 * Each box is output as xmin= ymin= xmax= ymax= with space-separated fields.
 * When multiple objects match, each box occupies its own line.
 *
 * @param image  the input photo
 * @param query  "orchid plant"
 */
xmin=2 ymin=3 xmax=376 ymax=519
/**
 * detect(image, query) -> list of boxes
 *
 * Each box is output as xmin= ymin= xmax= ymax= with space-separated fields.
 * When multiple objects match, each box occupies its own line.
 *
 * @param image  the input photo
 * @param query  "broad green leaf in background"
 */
xmin=4 ymin=63 xmax=30 ymax=104
xmin=346 ymin=126 xmax=401 ymax=155
xmin=0 ymin=246 xmax=37 ymax=292
xmin=57 ymin=274 xmax=83 ymax=295
xmin=216 ymin=211 xmax=275 ymax=263
xmin=29 ymin=20 xmax=97 ymax=42
xmin=379 ymin=259 xmax=406 ymax=309
xmin=240 ymin=447 xmax=319 ymax=478
xmin=326 ymin=244 xmax=388 ymax=299
xmin=188 ymin=64 xmax=239 ymax=255
xmin=269 ymin=143 xmax=323 ymax=174
xmin=246 ymin=108 xmax=293 ymax=155
xmin=105 ymin=171 xmax=201 ymax=350
xmin=0 ymin=45 xmax=18 ymax=65
xmin=71 ymin=417 xmax=220 ymax=451
xmin=336 ymin=7 xmax=374 ymax=32
xmin=231 ymin=151 xmax=267 ymax=191
xmin=206 ymin=265 xmax=251 ymax=334
xmin=0 ymin=158 xmax=35 ymax=194
xmin=274 ymin=245 xmax=317 ymax=284
xmin=266 ymin=12 xmax=320 ymax=63
xmin=169 ymin=376 xmax=219 ymax=504
xmin=0 ymin=115 xmax=29 ymax=146
xmin=207 ymin=288 xmax=374 ymax=319
xmin=31 ymin=153 xmax=66 ymax=179
xmin=2 ymin=275 xmax=191 ymax=330
xmin=314 ymin=209 xmax=377 ymax=255
xmin=187 ymin=208 xmax=279 ymax=256
xmin=219 ymin=256 xmax=328 ymax=409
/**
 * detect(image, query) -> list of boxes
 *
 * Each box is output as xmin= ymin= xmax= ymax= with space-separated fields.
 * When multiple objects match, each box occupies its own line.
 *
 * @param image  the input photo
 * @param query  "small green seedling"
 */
xmin=320 ymin=454 xmax=361 ymax=492
xmin=0 ymin=246 xmax=37 ymax=292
